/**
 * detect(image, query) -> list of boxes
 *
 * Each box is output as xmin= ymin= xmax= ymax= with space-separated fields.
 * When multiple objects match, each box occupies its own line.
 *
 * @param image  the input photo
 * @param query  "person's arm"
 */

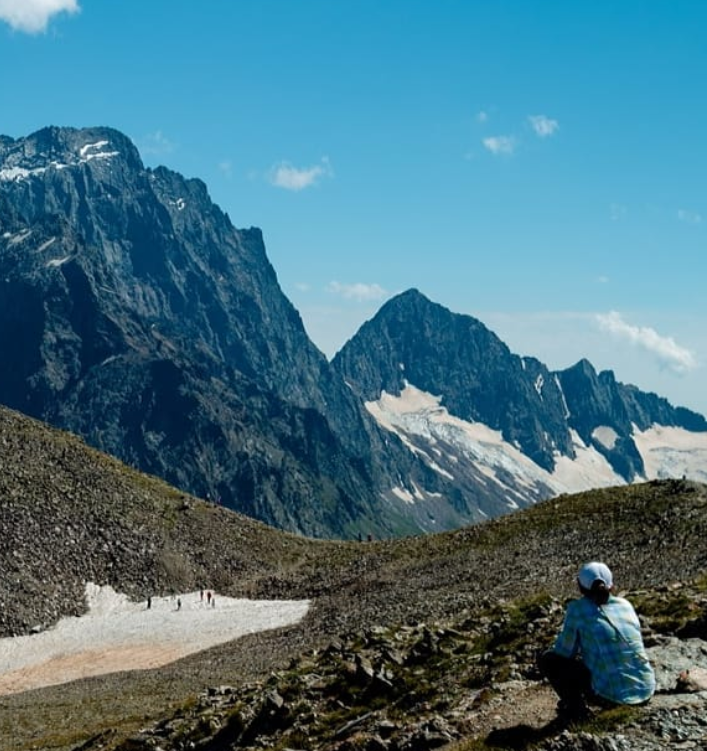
xmin=553 ymin=601 xmax=581 ymax=658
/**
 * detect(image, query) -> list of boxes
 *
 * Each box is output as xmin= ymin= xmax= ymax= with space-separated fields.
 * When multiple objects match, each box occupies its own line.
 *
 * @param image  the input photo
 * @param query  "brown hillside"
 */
xmin=1 ymin=404 xmax=706 ymax=750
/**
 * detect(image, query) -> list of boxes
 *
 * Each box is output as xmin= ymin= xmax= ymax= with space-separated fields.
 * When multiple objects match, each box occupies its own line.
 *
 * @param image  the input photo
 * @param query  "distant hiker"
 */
xmin=206 ymin=590 xmax=212 ymax=605
xmin=211 ymin=596 xmax=216 ymax=608
xmin=539 ymin=561 xmax=655 ymax=722
xmin=200 ymin=589 xmax=204 ymax=602
xmin=147 ymin=596 xmax=152 ymax=610
xmin=177 ymin=597 xmax=182 ymax=611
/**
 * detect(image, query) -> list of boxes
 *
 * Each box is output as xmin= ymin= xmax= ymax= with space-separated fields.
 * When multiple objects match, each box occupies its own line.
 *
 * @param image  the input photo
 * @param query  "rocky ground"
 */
xmin=92 ymin=578 xmax=707 ymax=751
xmin=1 ymin=404 xmax=707 ymax=750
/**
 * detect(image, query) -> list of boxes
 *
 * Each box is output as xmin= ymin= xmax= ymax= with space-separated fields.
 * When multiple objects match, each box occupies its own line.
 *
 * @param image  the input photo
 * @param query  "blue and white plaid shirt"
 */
xmin=553 ymin=594 xmax=656 ymax=704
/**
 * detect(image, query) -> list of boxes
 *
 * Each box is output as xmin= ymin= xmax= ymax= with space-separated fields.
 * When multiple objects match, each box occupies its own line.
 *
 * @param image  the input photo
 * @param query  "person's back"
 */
xmin=555 ymin=591 xmax=655 ymax=704
xmin=539 ymin=561 xmax=655 ymax=721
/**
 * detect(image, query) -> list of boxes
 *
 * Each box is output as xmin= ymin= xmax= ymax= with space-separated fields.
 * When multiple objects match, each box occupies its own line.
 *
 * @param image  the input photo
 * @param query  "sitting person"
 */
xmin=539 ymin=561 xmax=655 ymax=721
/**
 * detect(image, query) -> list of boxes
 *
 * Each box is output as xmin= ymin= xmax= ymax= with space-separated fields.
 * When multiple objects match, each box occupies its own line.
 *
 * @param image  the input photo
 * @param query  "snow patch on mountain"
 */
xmin=0 ymin=140 xmax=118 ymax=182
xmin=551 ymin=430 xmax=624 ymax=489
xmin=592 ymin=426 xmax=619 ymax=450
xmin=633 ymin=424 xmax=707 ymax=483
xmin=366 ymin=382 xmax=706 ymax=504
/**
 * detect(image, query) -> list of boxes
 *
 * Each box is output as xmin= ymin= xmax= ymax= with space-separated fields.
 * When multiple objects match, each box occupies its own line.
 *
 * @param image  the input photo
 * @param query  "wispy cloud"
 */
xmin=596 ymin=311 xmax=697 ymax=375
xmin=327 ymin=281 xmax=387 ymax=302
xmin=476 ymin=110 xmax=489 ymax=124
xmin=482 ymin=135 xmax=517 ymax=156
xmin=138 ymin=130 xmax=175 ymax=156
xmin=268 ymin=157 xmax=333 ymax=191
xmin=0 ymin=0 xmax=79 ymax=33
xmin=677 ymin=209 xmax=702 ymax=225
xmin=528 ymin=114 xmax=559 ymax=138
xmin=218 ymin=160 xmax=233 ymax=178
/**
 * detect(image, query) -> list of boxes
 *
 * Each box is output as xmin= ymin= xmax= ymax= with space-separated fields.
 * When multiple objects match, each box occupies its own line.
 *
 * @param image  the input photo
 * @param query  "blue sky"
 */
xmin=1 ymin=1 xmax=706 ymax=417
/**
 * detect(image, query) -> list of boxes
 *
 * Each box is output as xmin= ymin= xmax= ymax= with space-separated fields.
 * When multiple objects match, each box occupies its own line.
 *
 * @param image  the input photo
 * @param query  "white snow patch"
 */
xmin=35 ymin=237 xmax=57 ymax=253
xmin=551 ymin=430 xmax=625 ymax=490
xmin=0 ymin=162 xmax=68 ymax=182
xmin=366 ymin=384 xmax=562 ymax=496
xmin=78 ymin=141 xmax=119 ymax=163
xmin=1 ymin=142 xmax=117 ymax=184
xmin=83 ymin=149 xmax=119 ymax=162
xmin=7 ymin=229 xmax=32 ymax=245
xmin=554 ymin=374 xmax=571 ymax=419
xmin=0 ymin=166 xmax=35 ymax=182
xmin=0 ymin=583 xmax=309 ymax=697
xmin=391 ymin=485 xmax=415 ymax=504
xmin=367 ymin=384 xmax=707 ymax=509
xmin=366 ymin=383 xmax=626 ymax=499
xmin=633 ymin=424 xmax=707 ymax=483
xmin=534 ymin=374 xmax=544 ymax=398
xmin=46 ymin=256 xmax=72 ymax=268
xmin=79 ymin=141 xmax=110 ymax=157
xmin=592 ymin=426 xmax=619 ymax=450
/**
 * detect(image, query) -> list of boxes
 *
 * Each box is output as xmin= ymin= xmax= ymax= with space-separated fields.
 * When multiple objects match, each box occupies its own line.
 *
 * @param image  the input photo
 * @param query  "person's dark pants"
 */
xmin=538 ymin=650 xmax=593 ymax=710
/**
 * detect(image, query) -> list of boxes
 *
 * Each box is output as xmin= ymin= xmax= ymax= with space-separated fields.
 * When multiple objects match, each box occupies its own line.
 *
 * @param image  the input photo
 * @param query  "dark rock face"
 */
xmin=2 ymin=128 xmax=705 ymax=539
xmin=0 ymin=126 xmax=429 ymax=539
xmin=333 ymin=290 xmax=574 ymax=471
xmin=333 ymin=289 xmax=707 ymax=483
xmin=557 ymin=359 xmax=707 ymax=479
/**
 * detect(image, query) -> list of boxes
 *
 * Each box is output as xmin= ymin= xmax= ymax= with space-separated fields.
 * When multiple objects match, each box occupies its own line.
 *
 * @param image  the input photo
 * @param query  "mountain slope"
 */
xmin=1 ymin=402 xmax=707 ymax=750
xmin=3 ymin=127 xmax=706 ymax=539
xmin=0 ymin=127 xmax=450 ymax=539
xmin=333 ymin=289 xmax=707 ymax=512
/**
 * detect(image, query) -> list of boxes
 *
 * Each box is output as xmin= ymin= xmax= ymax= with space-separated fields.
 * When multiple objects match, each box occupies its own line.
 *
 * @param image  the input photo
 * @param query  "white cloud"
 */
xmin=596 ymin=311 xmax=697 ymax=375
xmin=268 ymin=157 xmax=332 ymax=191
xmin=482 ymin=135 xmax=517 ymax=156
xmin=476 ymin=110 xmax=489 ymax=123
xmin=528 ymin=114 xmax=559 ymax=138
xmin=677 ymin=209 xmax=702 ymax=225
xmin=0 ymin=0 xmax=79 ymax=33
xmin=327 ymin=281 xmax=387 ymax=302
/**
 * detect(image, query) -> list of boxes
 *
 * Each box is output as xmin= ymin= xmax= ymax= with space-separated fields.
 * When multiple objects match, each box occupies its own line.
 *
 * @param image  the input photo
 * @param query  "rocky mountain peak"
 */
xmin=0 ymin=125 xmax=142 ymax=183
xmin=0 ymin=126 xmax=452 ymax=539
xmin=2 ymin=125 xmax=706 ymax=540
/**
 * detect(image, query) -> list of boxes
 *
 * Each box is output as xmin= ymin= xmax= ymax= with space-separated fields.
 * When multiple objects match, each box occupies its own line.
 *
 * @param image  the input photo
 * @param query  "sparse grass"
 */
xmin=2 ymin=415 xmax=706 ymax=751
xmin=632 ymin=589 xmax=704 ymax=633
xmin=584 ymin=703 xmax=641 ymax=733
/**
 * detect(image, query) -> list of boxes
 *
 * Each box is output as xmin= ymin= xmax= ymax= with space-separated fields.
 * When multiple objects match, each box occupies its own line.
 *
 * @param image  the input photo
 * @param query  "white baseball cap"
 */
xmin=578 ymin=561 xmax=613 ymax=590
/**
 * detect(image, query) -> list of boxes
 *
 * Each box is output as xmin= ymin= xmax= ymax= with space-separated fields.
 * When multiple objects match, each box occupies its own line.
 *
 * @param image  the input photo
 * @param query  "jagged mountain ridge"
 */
xmin=0 ymin=126 xmax=452 ymax=539
xmin=333 ymin=289 xmax=707 ymax=508
xmin=2 ymin=126 xmax=706 ymax=538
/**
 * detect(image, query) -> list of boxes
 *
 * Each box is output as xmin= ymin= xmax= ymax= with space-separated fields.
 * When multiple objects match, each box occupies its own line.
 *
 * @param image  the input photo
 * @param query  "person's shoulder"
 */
xmin=607 ymin=594 xmax=636 ymax=611
xmin=565 ymin=596 xmax=592 ymax=614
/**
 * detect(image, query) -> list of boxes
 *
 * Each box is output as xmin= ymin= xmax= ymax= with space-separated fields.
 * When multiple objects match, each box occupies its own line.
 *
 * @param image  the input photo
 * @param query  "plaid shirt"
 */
xmin=553 ymin=594 xmax=656 ymax=704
